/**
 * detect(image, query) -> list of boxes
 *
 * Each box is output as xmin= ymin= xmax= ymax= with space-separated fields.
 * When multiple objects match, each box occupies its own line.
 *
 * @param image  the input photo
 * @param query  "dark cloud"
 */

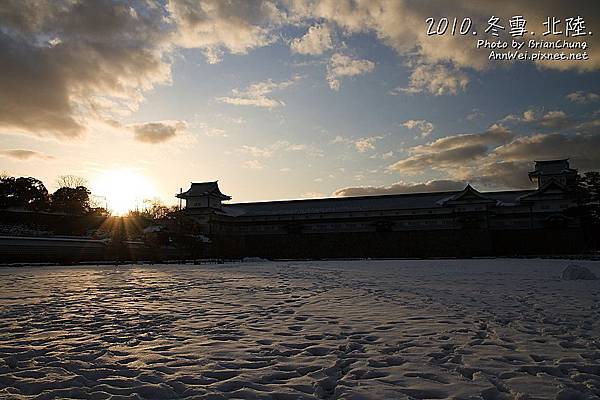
xmin=0 ymin=149 xmax=54 ymax=160
xmin=469 ymin=161 xmax=535 ymax=189
xmin=130 ymin=121 xmax=187 ymax=144
xmin=168 ymin=0 xmax=283 ymax=63
xmin=389 ymin=144 xmax=489 ymax=173
xmin=0 ymin=0 xmax=171 ymax=138
xmin=414 ymin=124 xmax=511 ymax=153
xmin=1 ymin=0 xmax=598 ymax=141
xmin=389 ymin=124 xmax=512 ymax=174
xmin=333 ymin=179 xmax=467 ymax=197
xmin=0 ymin=31 xmax=82 ymax=137
xmin=386 ymin=112 xmax=600 ymax=190
xmin=493 ymin=133 xmax=600 ymax=170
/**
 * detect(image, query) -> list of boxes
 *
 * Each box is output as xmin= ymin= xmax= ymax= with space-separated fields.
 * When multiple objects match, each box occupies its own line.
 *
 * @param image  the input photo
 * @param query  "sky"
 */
xmin=0 ymin=0 xmax=599 ymax=211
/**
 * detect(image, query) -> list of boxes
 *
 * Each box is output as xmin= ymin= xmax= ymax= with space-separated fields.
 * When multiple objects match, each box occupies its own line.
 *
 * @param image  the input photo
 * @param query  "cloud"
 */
xmin=0 ymin=0 xmax=173 ymax=139
xmin=216 ymin=77 xmax=299 ymax=108
xmin=333 ymin=179 xmax=467 ymax=197
xmin=237 ymin=145 xmax=276 ymax=158
xmin=402 ymin=119 xmax=434 ymax=138
xmin=293 ymin=0 xmax=599 ymax=73
xmin=354 ymin=135 xmax=383 ymax=152
xmin=410 ymin=123 xmax=511 ymax=154
xmin=502 ymin=108 xmax=600 ymax=135
xmin=370 ymin=151 xmax=394 ymax=160
xmin=243 ymin=159 xmax=265 ymax=170
xmin=493 ymin=132 xmax=600 ymax=169
xmin=388 ymin=124 xmax=513 ymax=175
xmin=236 ymin=140 xmax=323 ymax=158
xmin=538 ymin=111 xmax=571 ymax=128
xmin=129 ymin=120 xmax=187 ymax=144
xmin=392 ymin=63 xmax=469 ymax=96
xmin=0 ymin=149 xmax=54 ymax=160
xmin=204 ymin=127 xmax=227 ymax=137
xmin=332 ymin=134 xmax=386 ymax=153
xmin=326 ymin=53 xmax=375 ymax=90
xmin=575 ymin=118 xmax=600 ymax=134
xmin=168 ymin=0 xmax=283 ymax=64
xmin=566 ymin=91 xmax=600 ymax=104
xmin=466 ymin=160 xmax=534 ymax=189
xmin=390 ymin=144 xmax=489 ymax=174
xmin=385 ymin=111 xmax=600 ymax=189
xmin=197 ymin=122 xmax=227 ymax=137
xmin=1 ymin=0 xmax=597 ymax=148
xmin=501 ymin=109 xmax=572 ymax=129
xmin=469 ymin=132 xmax=600 ymax=188
xmin=290 ymin=24 xmax=333 ymax=55
xmin=0 ymin=1 xmax=287 ymax=139
xmin=466 ymin=108 xmax=484 ymax=121
xmin=331 ymin=135 xmax=351 ymax=144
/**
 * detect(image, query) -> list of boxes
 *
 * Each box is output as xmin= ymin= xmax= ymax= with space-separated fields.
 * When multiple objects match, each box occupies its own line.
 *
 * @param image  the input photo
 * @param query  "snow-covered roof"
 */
xmin=177 ymin=181 xmax=231 ymax=200
xmin=517 ymin=179 xmax=568 ymax=202
xmin=219 ymin=189 xmax=534 ymax=217
xmin=437 ymin=184 xmax=498 ymax=205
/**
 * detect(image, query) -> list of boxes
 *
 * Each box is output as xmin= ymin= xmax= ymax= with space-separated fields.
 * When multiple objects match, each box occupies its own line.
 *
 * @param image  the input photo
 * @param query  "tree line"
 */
xmin=0 ymin=174 xmax=99 ymax=215
xmin=575 ymin=171 xmax=600 ymax=227
xmin=0 ymin=173 xmax=175 ymax=219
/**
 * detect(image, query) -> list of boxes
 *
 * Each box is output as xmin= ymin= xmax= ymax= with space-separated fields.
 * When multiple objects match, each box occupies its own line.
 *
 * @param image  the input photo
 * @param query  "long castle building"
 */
xmin=177 ymin=159 xmax=584 ymax=258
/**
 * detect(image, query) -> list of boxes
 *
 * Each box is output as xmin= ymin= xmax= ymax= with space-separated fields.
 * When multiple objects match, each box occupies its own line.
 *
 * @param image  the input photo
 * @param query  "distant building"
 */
xmin=177 ymin=160 xmax=583 ymax=258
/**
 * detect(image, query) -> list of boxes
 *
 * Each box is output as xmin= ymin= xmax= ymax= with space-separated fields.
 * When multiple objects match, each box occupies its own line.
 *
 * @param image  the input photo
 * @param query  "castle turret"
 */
xmin=176 ymin=181 xmax=231 ymax=210
xmin=528 ymin=159 xmax=577 ymax=189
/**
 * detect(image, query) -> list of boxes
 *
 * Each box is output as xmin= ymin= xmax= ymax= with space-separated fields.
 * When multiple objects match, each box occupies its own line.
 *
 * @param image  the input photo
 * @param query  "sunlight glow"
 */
xmin=91 ymin=169 xmax=157 ymax=215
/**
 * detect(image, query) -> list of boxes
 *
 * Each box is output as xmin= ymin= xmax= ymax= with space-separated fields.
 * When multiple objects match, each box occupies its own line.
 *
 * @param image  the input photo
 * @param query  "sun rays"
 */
xmin=91 ymin=169 xmax=156 ymax=216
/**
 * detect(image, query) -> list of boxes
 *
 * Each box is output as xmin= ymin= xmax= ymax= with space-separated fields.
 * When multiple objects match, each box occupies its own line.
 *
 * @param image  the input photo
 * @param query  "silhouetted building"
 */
xmin=177 ymin=160 xmax=583 ymax=258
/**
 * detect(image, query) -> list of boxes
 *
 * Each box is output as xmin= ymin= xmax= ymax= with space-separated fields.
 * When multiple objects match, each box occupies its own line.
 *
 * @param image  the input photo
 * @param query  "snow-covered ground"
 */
xmin=0 ymin=259 xmax=599 ymax=399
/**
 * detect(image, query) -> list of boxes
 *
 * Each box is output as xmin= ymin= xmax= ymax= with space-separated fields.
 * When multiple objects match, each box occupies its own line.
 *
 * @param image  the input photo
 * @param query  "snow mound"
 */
xmin=561 ymin=264 xmax=597 ymax=281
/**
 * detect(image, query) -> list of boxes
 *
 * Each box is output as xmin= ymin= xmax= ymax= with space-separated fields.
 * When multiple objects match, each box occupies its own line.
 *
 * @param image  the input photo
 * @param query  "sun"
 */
xmin=91 ymin=169 xmax=157 ymax=215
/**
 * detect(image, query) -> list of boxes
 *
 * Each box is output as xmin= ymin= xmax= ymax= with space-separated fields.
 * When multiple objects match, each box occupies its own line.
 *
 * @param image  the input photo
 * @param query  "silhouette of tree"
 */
xmin=140 ymin=198 xmax=174 ymax=220
xmin=56 ymin=175 xmax=88 ymax=189
xmin=50 ymin=186 xmax=91 ymax=215
xmin=0 ymin=176 xmax=50 ymax=210
xmin=576 ymin=171 xmax=600 ymax=225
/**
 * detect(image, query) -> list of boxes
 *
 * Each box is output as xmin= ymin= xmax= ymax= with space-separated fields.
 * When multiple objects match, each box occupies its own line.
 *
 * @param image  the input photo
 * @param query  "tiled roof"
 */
xmin=220 ymin=189 xmax=535 ymax=217
xmin=177 ymin=182 xmax=231 ymax=199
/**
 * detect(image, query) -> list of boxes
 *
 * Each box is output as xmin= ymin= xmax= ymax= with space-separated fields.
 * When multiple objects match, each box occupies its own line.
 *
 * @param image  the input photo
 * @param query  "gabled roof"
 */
xmin=177 ymin=181 xmax=231 ymax=200
xmin=517 ymin=179 xmax=568 ymax=202
xmin=438 ymin=184 xmax=497 ymax=205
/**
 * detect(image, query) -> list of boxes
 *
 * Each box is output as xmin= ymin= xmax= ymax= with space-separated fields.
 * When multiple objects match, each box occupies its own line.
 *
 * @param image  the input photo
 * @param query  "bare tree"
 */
xmin=56 ymin=175 xmax=88 ymax=189
xmin=142 ymin=198 xmax=172 ymax=220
